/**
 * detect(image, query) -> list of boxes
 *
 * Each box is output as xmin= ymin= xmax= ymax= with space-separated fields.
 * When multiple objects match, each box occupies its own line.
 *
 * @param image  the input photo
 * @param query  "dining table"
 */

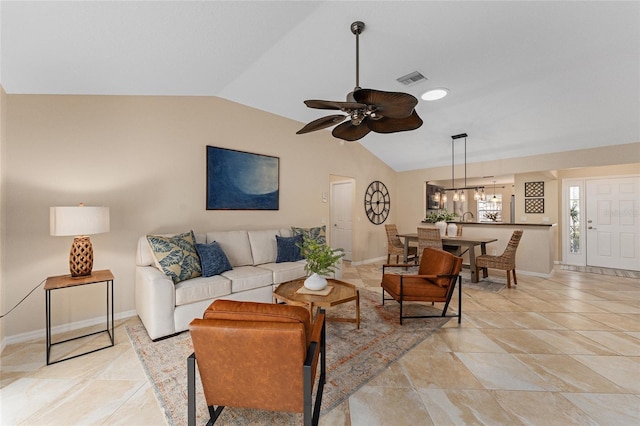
xmin=397 ymin=233 xmax=498 ymax=283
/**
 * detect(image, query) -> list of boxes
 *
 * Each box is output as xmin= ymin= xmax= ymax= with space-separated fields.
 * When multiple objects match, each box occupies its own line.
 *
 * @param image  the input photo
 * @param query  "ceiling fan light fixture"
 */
xmin=421 ymin=88 xmax=448 ymax=101
xmin=297 ymin=21 xmax=423 ymax=141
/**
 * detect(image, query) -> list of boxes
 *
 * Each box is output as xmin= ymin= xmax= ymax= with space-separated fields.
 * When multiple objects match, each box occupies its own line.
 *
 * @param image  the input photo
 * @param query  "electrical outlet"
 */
xmin=491 ymin=250 xmax=497 ymax=255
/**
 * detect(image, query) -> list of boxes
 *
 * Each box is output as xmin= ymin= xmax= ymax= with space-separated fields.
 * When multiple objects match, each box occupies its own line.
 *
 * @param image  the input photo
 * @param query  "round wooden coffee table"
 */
xmin=273 ymin=278 xmax=360 ymax=329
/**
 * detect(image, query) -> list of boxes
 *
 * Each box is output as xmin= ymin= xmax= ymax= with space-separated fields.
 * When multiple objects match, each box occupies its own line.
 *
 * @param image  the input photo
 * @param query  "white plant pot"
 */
xmin=447 ymin=223 xmax=458 ymax=237
xmin=304 ymin=273 xmax=328 ymax=291
xmin=435 ymin=221 xmax=447 ymax=237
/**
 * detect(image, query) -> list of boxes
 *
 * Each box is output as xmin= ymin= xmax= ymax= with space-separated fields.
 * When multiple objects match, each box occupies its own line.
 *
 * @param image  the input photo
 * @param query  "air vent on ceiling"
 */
xmin=396 ymin=71 xmax=428 ymax=86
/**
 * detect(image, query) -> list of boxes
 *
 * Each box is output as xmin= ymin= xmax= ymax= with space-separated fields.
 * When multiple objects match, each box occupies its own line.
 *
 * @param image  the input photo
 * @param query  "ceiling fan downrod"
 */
xmin=351 ymin=21 xmax=365 ymax=91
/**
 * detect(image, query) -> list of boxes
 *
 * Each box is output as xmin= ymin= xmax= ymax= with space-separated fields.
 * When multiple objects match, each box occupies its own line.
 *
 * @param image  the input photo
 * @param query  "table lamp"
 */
xmin=50 ymin=204 xmax=110 ymax=277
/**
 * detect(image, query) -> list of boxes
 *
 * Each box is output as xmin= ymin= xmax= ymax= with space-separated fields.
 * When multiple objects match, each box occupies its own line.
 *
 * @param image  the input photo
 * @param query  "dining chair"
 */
xmin=385 ymin=224 xmax=417 ymax=263
xmin=475 ymin=230 xmax=524 ymax=288
xmin=417 ymin=227 xmax=442 ymax=261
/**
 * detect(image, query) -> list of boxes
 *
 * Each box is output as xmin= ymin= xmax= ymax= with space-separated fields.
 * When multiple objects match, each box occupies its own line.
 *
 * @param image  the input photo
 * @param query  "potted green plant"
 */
xmin=298 ymin=236 xmax=345 ymax=290
xmin=423 ymin=208 xmax=457 ymax=236
xmin=423 ymin=208 xmax=456 ymax=223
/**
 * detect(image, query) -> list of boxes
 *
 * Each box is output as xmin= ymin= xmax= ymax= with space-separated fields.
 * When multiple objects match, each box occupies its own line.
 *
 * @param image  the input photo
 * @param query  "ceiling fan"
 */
xmin=296 ymin=21 xmax=423 ymax=142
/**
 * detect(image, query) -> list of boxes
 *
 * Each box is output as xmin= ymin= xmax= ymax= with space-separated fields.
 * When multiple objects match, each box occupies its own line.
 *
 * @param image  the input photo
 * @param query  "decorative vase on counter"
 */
xmin=447 ymin=223 xmax=458 ymax=237
xmin=304 ymin=272 xmax=328 ymax=291
xmin=435 ymin=221 xmax=447 ymax=237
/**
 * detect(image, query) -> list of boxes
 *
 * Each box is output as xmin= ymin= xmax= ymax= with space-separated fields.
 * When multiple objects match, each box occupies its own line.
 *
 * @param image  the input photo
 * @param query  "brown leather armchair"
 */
xmin=188 ymin=300 xmax=326 ymax=426
xmin=381 ymin=247 xmax=463 ymax=325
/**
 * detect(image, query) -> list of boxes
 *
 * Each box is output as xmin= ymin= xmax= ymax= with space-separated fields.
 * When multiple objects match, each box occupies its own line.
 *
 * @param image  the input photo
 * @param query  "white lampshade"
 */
xmin=50 ymin=206 xmax=110 ymax=236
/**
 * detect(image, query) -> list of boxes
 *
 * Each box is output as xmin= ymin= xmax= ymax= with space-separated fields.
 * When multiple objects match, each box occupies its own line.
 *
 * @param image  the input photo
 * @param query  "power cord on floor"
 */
xmin=0 ymin=279 xmax=46 ymax=319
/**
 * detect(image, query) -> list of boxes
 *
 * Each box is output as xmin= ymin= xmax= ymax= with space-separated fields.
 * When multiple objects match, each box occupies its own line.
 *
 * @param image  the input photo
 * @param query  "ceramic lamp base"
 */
xmin=70 ymin=236 xmax=93 ymax=277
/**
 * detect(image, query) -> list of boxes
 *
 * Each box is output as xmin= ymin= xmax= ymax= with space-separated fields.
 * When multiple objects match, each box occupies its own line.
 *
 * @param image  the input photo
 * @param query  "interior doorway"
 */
xmin=330 ymin=177 xmax=354 ymax=261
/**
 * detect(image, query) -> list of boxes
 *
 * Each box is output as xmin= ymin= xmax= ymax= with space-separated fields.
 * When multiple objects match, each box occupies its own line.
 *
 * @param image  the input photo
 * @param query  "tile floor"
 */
xmin=1 ymin=262 xmax=639 ymax=425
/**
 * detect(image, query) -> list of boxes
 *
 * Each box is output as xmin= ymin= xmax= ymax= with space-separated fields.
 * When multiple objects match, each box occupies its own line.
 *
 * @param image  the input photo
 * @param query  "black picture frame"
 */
xmin=524 ymin=198 xmax=544 ymax=214
xmin=206 ymin=146 xmax=279 ymax=210
xmin=525 ymin=181 xmax=544 ymax=197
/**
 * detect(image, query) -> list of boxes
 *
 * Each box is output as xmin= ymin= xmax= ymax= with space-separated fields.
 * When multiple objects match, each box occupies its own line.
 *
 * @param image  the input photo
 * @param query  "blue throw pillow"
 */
xmin=195 ymin=241 xmax=233 ymax=277
xmin=276 ymin=234 xmax=304 ymax=263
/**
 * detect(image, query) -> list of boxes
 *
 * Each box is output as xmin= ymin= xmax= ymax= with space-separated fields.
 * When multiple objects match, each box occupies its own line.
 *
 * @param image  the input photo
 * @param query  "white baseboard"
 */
xmin=1 ymin=309 xmax=138 ymax=348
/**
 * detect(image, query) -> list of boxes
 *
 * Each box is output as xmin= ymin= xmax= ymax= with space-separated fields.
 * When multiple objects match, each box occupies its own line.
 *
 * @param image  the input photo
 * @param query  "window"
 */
xmin=478 ymin=195 xmax=502 ymax=222
xmin=569 ymin=185 xmax=581 ymax=253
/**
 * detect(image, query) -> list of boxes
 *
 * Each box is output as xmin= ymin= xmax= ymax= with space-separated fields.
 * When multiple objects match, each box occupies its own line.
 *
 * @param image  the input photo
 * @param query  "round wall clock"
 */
xmin=364 ymin=180 xmax=390 ymax=224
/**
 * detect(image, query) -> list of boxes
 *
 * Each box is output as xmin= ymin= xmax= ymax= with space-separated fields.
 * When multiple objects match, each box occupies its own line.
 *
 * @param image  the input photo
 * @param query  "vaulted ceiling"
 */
xmin=2 ymin=1 xmax=638 ymax=171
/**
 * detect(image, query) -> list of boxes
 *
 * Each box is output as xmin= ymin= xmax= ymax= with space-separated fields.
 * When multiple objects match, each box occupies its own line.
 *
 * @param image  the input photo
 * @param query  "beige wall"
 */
xmin=1 ymin=94 xmax=397 ymax=340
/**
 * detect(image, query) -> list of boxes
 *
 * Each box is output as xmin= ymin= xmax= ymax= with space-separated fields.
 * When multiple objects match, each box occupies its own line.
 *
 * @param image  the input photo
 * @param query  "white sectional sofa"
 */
xmin=135 ymin=228 xmax=310 ymax=340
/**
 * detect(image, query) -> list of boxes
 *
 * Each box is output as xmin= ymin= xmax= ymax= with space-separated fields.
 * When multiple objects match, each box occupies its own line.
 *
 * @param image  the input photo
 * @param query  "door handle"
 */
xmin=588 ymin=226 xmax=596 ymax=230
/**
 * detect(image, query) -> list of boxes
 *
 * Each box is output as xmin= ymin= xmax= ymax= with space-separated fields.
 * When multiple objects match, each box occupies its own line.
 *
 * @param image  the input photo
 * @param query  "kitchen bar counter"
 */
xmin=440 ymin=221 xmax=555 ymax=227
xmin=418 ymin=221 xmax=557 ymax=277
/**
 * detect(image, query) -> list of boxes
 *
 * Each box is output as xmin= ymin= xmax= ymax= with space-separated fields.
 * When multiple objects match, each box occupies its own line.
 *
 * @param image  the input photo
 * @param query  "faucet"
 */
xmin=462 ymin=211 xmax=474 ymax=222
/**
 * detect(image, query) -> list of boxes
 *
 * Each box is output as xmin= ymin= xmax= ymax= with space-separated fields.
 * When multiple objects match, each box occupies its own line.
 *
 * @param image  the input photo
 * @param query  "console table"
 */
xmin=45 ymin=269 xmax=114 ymax=365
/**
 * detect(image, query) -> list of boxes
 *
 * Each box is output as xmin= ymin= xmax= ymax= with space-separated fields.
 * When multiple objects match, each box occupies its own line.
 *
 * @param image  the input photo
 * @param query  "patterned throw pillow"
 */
xmin=195 ymin=241 xmax=233 ymax=277
xmin=146 ymin=231 xmax=202 ymax=284
xmin=275 ymin=234 xmax=304 ymax=263
xmin=291 ymin=225 xmax=326 ymax=245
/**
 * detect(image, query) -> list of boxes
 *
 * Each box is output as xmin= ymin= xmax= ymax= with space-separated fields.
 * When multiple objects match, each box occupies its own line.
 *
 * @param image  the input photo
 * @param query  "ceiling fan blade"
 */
xmin=296 ymin=114 xmax=347 ymax=134
xmin=353 ymin=89 xmax=418 ymax=118
xmin=367 ymin=110 xmax=423 ymax=134
xmin=304 ymin=100 xmax=367 ymax=111
xmin=332 ymin=120 xmax=372 ymax=141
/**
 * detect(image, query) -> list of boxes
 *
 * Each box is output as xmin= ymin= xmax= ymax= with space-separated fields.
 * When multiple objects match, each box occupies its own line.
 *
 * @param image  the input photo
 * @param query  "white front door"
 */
xmin=330 ymin=180 xmax=353 ymax=261
xmin=586 ymin=177 xmax=640 ymax=271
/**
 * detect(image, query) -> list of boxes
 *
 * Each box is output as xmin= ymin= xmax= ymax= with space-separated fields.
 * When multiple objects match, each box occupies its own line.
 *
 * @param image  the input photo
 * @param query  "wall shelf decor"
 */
xmin=206 ymin=146 xmax=279 ymax=210
xmin=525 ymin=181 xmax=544 ymax=197
xmin=525 ymin=198 xmax=544 ymax=214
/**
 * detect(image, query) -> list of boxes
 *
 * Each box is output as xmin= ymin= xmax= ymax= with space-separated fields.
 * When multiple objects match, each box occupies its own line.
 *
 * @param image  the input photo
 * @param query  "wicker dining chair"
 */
xmin=385 ymin=224 xmax=418 ymax=263
xmin=475 ymin=230 xmax=524 ymax=288
xmin=417 ymin=227 xmax=442 ymax=261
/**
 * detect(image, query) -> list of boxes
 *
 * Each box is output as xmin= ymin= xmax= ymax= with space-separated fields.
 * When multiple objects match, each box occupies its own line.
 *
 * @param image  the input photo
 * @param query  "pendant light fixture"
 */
xmin=443 ymin=133 xmax=483 ymax=202
xmin=490 ymin=180 xmax=499 ymax=203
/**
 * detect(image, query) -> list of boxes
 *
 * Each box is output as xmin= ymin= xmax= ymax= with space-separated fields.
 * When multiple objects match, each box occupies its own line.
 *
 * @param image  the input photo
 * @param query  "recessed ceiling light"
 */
xmin=421 ymin=88 xmax=449 ymax=101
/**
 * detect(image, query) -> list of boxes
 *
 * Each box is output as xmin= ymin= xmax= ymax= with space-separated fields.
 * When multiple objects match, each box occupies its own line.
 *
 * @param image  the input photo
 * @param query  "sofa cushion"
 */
xmin=292 ymin=225 xmax=326 ymax=245
xmin=258 ymin=261 xmax=306 ymax=285
xmin=195 ymin=241 xmax=233 ymax=277
xmin=206 ymin=230 xmax=253 ymax=267
xmin=275 ymin=234 xmax=304 ymax=263
xmin=279 ymin=228 xmax=293 ymax=238
xmin=221 ymin=266 xmax=273 ymax=293
xmin=175 ymin=274 xmax=232 ymax=306
xmin=146 ymin=231 xmax=202 ymax=284
xmin=247 ymin=229 xmax=280 ymax=265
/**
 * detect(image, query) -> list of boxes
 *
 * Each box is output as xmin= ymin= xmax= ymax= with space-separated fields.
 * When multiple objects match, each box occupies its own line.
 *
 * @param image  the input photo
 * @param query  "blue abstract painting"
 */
xmin=206 ymin=146 xmax=279 ymax=210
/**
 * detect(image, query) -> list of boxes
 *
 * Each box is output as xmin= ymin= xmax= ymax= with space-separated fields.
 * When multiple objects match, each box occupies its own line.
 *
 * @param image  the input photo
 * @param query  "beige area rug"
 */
xmin=460 ymin=270 xmax=507 ymax=292
xmin=127 ymin=289 xmax=449 ymax=425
